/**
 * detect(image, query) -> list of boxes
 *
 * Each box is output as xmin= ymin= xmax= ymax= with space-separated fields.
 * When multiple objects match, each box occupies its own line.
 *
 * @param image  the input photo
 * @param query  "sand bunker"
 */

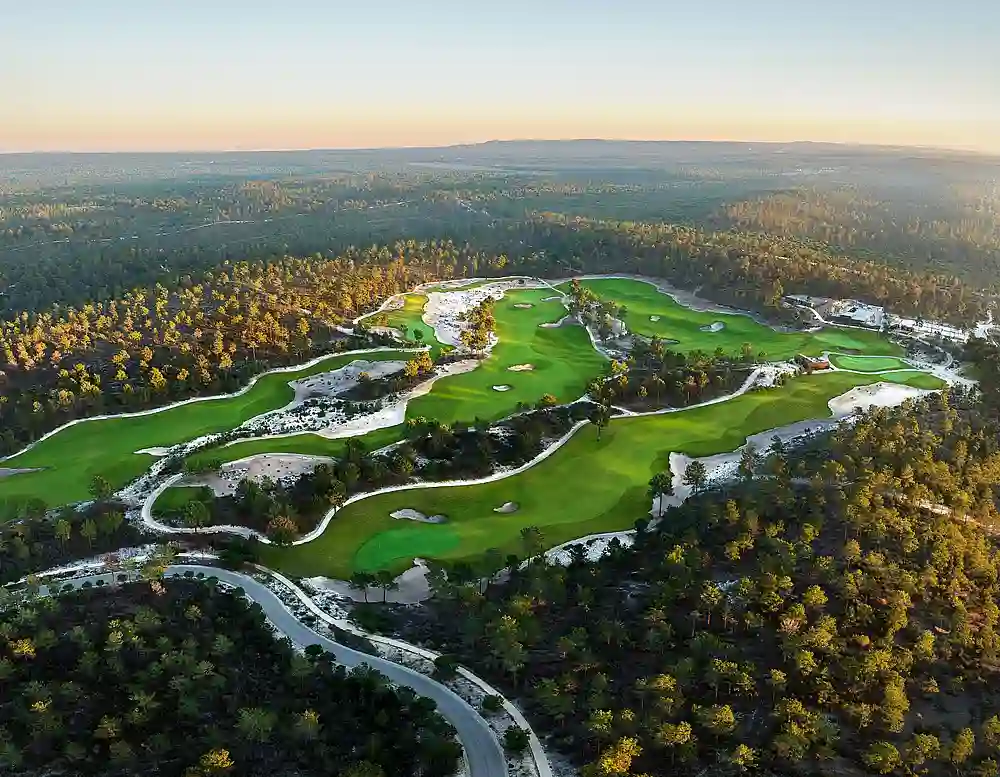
xmin=134 ymin=447 xmax=172 ymax=457
xmin=507 ymin=364 xmax=535 ymax=372
xmin=700 ymin=322 xmax=725 ymax=333
xmin=493 ymin=501 xmax=519 ymax=513
xmin=828 ymin=382 xmax=934 ymax=417
xmin=513 ymin=303 xmax=534 ymax=309
xmin=390 ymin=509 xmax=447 ymax=524
xmin=649 ymin=315 xmax=661 ymax=322
xmin=492 ymin=385 xmax=512 ymax=392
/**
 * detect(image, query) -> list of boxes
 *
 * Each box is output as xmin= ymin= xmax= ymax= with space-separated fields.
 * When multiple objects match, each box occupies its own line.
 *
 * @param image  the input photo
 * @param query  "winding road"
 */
xmin=48 ymin=565 xmax=508 ymax=777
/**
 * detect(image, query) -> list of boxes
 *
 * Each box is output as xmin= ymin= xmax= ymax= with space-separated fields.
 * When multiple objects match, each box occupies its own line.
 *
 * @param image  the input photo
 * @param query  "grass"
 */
xmin=563 ymin=278 xmax=903 ymax=360
xmin=263 ymin=369 xmax=944 ymax=578
xmin=186 ymin=426 xmax=406 ymax=470
xmin=405 ymin=289 xmax=606 ymax=424
xmin=152 ymin=486 xmax=206 ymax=517
xmin=0 ymin=350 xmax=412 ymax=512
xmin=829 ymin=353 xmax=912 ymax=372
xmin=369 ymin=294 xmax=448 ymax=357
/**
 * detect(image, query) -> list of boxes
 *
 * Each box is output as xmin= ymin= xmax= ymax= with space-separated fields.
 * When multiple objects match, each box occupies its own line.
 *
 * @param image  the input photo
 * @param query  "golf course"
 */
xmin=564 ymin=278 xmax=903 ymax=359
xmin=0 ymin=273 xmax=957 ymax=579
xmin=0 ymin=349 xmax=411 ymax=508
xmin=262 ymin=368 xmax=945 ymax=578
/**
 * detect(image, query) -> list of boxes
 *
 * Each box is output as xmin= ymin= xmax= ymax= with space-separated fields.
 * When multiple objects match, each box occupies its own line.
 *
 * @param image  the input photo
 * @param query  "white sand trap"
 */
xmin=513 ymin=303 xmax=534 ymax=309
xmin=135 ymin=447 xmax=172 ymax=456
xmin=700 ymin=321 xmax=725 ymax=332
xmin=649 ymin=315 xmax=661 ymax=322
xmin=492 ymin=385 xmax=512 ymax=392
xmin=390 ymin=508 xmax=447 ymax=524
xmin=303 ymin=558 xmax=432 ymax=603
xmin=317 ymin=359 xmax=481 ymax=440
xmin=187 ymin=453 xmax=337 ymax=497
xmin=541 ymin=295 xmax=563 ymax=302
xmin=828 ymin=382 xmax=933 ymax=416
xmin=507 ymin=363 xmax=535 ymax=372
xmin=493 ymin=501 xmax=519 ymax=513
xmin=288 ymin=359 xmax=406 ymax=407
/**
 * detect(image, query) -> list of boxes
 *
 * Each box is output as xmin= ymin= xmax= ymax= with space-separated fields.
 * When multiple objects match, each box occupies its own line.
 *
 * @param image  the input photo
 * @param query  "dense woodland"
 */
xmin=0 ymin=495 xmax=143 ymax=586
xmin=385 ymin=377 xmax=1000 ymax=777
xmin=0 ymin=579 xmax=461 ymax=776
xmin=720 ymin=186 xmax=1000 ymax=289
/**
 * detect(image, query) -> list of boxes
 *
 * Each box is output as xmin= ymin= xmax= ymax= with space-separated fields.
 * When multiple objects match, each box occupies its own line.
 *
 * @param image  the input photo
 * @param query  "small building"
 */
xmin=796 ymin=354 xmax=830 ymax=371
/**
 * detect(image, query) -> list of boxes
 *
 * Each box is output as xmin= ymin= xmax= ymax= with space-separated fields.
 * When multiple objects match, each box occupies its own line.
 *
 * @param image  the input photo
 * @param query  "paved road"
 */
xmin=47 ymin=565 xmax=507 ymax=777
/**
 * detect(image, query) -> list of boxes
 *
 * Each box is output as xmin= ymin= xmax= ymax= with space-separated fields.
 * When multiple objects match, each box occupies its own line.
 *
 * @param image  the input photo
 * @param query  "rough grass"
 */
xmin=563 ymin=278 xmax=902 ymax=360
xmin=829 ymin=353 xmax=912 ymax=372
xmin=406 ymin=289 xmax=606 ymax=424
xmin=0 ymin=350 xmax=412 ymax=512
xmin=263 ymin=369 xmax=942 ymax=578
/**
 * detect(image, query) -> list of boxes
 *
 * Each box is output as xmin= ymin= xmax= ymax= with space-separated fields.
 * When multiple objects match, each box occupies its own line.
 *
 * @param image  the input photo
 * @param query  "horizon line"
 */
xmin=2 ymin=137 xmax=998 ymax=159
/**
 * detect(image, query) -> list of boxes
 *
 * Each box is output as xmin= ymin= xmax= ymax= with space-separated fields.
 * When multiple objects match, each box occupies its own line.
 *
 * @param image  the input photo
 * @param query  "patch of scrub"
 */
xmin=354 ymin=525 xmax=460 ymax=572
xmin=507 ymin=364 xmax=535 ymax=372
xmin=513 ymin=303 xmax=534 ymax=309
xmin=700 ymin=322 xmax=725 ymax=333
xmin=390 ymin=509 xmax=447 ymax=524
xmin=494 ymin=501 xmax=519 ymax=513
xmin=492 ymin=385 xmax=512 ymax=392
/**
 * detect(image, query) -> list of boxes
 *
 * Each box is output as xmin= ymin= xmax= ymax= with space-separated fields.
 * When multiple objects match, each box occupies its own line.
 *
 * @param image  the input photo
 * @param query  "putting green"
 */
xmin=0 ymin=350 xmax=411 ymax=513
xmin=354 ymin=525 xmax=461 ymax=571
xmin=829 ymin=353 xmax=911 ymax=372
xmin=263 ymin=369 xmax=944 ymax=578
xmin=405 ymin=288 xmax=606 ymax=424
xmin=563 ymin=278 xmax=902 ymax=360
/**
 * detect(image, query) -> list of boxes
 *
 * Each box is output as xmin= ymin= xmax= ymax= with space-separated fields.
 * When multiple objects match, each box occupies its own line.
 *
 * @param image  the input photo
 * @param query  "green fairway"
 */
xmin=0 ymin=350 xmax=412 ymax=512
xmin=263 ymin=369 xmax=944 ymax=578
xmin=186 ymin=425 xmax=406 ymax=470
xmin=829 ymin=353 xmax=912 ymax=372
xmin=563 ymin=278 xmax=902 ymax=360
xmin=405 ymin=288 xmax=606 ymax=424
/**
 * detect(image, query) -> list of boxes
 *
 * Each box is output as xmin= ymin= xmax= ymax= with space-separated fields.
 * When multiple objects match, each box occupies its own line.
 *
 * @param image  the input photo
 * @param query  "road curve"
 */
xmin=54 ymin=565 xmax=507 ymax=777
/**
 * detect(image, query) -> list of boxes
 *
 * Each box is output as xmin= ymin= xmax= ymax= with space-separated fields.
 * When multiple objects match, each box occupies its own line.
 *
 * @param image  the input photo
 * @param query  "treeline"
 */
xmin=0 ymin=579 xmax=461 ymax=776
xmin=720 ymin=186 xmax=1000 ymax=289
xmin=505 ymin=214 xmax=988 ymax=326
xmin=387 ymin=387 xmax=1000 ymax=776
xmin=0 ymin=241 xmax=486 ymax=455
xmin=0 ymin=497 xmax=142 ymax=586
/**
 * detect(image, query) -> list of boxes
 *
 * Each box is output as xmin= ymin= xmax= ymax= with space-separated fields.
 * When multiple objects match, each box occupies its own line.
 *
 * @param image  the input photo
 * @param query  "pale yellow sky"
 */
xmin=3 ymin=0 xmax=997 ymax=155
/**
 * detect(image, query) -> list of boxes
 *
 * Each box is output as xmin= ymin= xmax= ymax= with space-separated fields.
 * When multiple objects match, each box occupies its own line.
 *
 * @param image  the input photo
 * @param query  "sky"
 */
xmin=2 ymin=0 xmax=998 ymax=154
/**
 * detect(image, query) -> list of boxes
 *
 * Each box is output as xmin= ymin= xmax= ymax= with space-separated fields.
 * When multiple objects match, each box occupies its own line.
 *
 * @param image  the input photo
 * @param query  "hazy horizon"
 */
xmin=4 ymin=0 xmax=997 ymax=155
